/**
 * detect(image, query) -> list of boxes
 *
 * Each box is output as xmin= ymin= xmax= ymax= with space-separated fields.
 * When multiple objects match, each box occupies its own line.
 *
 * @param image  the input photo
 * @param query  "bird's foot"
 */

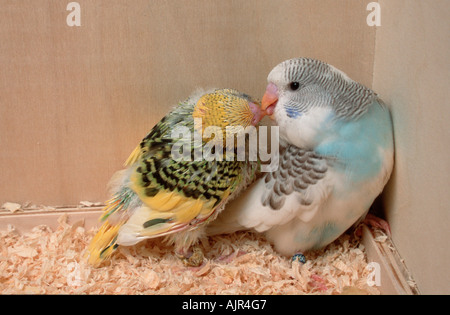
xmin=363 ymin=213 xmax=391 ymax=237
xmin=292 ymin=252 xmax=306 ymax=264
xmin=217 ymin=250 xmax=247 ymax=263
xmin=176 ymin=246 xmax=204 ymax=267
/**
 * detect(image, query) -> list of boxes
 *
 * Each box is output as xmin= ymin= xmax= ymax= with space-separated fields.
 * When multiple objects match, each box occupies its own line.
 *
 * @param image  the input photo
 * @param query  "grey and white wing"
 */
xmin=207 ymin=145 xmax=332 ymax=235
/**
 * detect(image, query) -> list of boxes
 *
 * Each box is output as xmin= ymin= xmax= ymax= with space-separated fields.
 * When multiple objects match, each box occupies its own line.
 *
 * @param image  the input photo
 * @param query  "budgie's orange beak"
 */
xmin=261 ymin=83 xmax=278 ymax=119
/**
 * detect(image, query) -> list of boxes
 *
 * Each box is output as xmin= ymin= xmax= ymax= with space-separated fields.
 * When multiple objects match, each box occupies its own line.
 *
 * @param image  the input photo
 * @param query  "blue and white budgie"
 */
xmin=208 ymin=58 xmax=394 ymax=261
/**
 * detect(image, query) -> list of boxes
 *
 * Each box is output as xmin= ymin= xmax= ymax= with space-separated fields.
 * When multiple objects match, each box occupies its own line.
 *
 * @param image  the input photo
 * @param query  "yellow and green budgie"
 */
xmin=88 ymin=88 xmax=266 ymax=267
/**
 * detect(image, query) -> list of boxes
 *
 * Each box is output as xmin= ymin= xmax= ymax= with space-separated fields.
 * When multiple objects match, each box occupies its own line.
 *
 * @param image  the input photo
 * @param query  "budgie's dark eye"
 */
xmin=289 ymin=82 xmax=300 ymax=91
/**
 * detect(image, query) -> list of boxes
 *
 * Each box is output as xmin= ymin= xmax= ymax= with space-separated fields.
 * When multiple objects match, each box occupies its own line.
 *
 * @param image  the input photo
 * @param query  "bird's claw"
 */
xmin=364 ymin=213 xmax=391 ymax=237
xmin=177 ymin=246 xmax=204 ymax=267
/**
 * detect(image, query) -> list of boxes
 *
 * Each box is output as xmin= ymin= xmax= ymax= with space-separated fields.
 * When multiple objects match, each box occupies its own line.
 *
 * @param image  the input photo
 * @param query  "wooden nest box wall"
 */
xmin=1 ymin=1 xmax=448 ymax=294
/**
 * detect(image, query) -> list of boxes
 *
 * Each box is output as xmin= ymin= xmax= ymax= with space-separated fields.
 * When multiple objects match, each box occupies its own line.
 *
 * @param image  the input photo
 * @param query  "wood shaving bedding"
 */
xmin=0 ymin=215 xmax=379 ymax=294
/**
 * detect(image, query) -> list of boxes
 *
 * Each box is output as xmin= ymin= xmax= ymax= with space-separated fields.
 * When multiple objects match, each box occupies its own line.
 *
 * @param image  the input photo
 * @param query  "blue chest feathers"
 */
xmin=315 ymin=100 xmax=393 ymax=183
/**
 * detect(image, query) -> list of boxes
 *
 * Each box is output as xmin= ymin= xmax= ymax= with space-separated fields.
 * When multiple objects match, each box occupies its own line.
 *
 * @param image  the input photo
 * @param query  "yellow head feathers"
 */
xmin=192 ymin=89 xmax=263 ymax=145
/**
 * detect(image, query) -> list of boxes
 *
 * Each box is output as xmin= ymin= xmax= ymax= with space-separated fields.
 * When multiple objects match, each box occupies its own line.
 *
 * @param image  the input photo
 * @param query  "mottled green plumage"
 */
xmin=88 ymin=89 xmax=262 ymax=266
xmin=130 ymin=93 xmax=255 ymax=214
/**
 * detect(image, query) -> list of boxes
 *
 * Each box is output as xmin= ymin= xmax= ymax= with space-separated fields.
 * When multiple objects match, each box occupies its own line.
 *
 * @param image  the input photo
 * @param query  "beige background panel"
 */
xmin=373 ymin=0 xmax=450 ymax=294
xmin=0 ymin=0 xmax=375 ymax=205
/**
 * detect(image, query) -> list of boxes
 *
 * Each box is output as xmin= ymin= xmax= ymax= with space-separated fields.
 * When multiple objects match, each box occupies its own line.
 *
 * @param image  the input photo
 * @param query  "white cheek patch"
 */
xmin=275 ymin=106 xmax=334 ymax=149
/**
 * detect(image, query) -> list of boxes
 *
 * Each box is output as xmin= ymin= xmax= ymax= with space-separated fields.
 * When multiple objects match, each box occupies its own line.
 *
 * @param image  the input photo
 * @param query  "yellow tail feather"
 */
xmin=87 ymin=221 xmax=124 ymax=267
xmin=124 ymin=145 xmax=142 ymax=167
